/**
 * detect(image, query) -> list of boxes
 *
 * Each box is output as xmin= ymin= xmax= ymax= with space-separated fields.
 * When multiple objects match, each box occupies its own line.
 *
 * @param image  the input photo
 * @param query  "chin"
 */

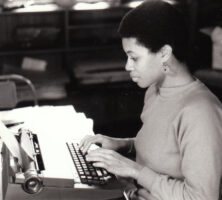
xmin=137 ymin=82 xmax=148 ymax=88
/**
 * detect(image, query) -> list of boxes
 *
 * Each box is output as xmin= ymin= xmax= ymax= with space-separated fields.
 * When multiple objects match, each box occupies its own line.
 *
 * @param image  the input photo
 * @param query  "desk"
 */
xmin=0 ymin=105 xmax=123 ymax=200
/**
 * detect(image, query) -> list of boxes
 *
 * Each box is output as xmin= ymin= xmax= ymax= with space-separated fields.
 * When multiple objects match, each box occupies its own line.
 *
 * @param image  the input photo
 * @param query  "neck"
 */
xmin=159 ymin=61 xmax=194 ymax=88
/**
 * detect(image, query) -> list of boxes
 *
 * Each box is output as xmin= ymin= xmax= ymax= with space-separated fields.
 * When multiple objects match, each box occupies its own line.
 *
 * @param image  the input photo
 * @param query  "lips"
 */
xmin=132 ymin=77 xmax=139 ymax=82
xmin=130 ymin=74 xmax=139 ymax=82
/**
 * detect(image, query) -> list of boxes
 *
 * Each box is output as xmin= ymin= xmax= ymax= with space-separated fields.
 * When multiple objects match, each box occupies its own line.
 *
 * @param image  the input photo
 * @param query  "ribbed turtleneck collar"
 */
xmin=157 ymin=78 xmax=201 ymax=99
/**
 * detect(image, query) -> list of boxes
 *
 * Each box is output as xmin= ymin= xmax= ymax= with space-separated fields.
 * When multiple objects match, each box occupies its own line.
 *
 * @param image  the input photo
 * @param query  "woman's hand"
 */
xmin=79 ymin=134 xmax=131 ymax=155
xmin=86 ymin=148 xmax=143 ymax=179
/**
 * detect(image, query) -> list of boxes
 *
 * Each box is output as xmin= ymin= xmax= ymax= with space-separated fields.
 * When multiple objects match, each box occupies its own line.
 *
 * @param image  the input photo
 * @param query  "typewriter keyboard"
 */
xmin=67 ymin=142 xmax=112 ymax=185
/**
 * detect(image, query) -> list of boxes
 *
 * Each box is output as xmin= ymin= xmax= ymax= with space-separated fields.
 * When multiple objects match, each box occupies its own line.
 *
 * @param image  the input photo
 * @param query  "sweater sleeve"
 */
xmin=136 ymin=101 xmax=222 ymax=200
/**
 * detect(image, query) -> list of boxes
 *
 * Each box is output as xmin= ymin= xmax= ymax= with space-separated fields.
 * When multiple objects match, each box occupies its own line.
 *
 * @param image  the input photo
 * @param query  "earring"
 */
xmin=162 ymin=62 xmax=169 ymax=72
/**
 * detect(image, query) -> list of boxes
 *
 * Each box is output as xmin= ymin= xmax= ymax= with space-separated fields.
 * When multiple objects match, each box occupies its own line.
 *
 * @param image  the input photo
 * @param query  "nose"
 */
xmin=125 ymin=59 xmax=134 ymax=72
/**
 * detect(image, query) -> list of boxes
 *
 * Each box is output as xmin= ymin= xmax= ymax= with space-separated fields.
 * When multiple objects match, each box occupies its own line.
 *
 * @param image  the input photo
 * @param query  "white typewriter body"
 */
xmin=0 ymin=106 xmax=123 ymax=200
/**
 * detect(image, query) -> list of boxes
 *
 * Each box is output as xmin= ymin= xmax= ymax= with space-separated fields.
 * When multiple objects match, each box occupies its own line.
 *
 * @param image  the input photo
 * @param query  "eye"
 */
xmin=130 ymin=57 xmax=138 ymax=62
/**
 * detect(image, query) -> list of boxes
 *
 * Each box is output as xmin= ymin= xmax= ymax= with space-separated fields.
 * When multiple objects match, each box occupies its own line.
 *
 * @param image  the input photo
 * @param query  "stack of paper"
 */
xmin=0 ymin=105 xmax=94 ymax=157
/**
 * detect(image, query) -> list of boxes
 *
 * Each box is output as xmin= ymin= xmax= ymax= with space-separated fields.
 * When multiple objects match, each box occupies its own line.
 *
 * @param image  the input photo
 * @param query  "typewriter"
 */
xmin=3 ymin=128 xmax=123 ymax=200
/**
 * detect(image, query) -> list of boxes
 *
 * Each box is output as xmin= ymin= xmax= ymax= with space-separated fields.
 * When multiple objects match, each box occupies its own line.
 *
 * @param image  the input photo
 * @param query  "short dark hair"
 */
xmin=118 ymin=0 xmax=189 ymax=63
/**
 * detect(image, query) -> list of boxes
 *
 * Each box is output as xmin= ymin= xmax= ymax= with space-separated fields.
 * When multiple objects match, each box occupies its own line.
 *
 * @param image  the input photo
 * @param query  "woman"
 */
xmin=80 ymin=0 xmax=222 ymax=199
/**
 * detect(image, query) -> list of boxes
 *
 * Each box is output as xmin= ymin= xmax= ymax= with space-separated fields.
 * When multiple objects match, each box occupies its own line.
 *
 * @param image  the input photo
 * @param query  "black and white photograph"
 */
xmin=0 ymin=0 xmax=221 ymax=200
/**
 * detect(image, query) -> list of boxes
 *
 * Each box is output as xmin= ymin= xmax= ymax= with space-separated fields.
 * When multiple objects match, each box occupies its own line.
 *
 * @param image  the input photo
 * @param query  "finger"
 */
xmin=80 ymin=136 xmax=95 ymax=154
xmin=87 ymin=152 xmax=125 ymax=175
xmin=92 ymin=161 xmax=108 ymax=169
xmin=87 ymin=148 xmax=116 ymax=159
xmin=93 ymin=161 xmax=117 ymax=174
xmin=86 ymin=150 xmax=114 ymax=162
xmin=89 ymin=147 xmax=114 ymax=154
xmin=87 ymin=149 xmax=127 ymax=170
xmin=86 ymin=150 xmax=115 ymax=171
xmin=81 ymin=140 xmax=94 ymax=155
xmin=79 ymin=135 xmax=92 ymax=148
xmin=80 ymin=135 xmax=103 ymax=154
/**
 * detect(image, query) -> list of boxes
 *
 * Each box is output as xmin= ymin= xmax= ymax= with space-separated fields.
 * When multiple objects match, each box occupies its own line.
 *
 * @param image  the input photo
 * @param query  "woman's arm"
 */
xmin=79 ymin=134 xmax=135 ymax=155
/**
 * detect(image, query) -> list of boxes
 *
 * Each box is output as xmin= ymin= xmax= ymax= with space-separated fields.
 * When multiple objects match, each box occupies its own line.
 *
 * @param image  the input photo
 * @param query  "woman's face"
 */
xmin=122 ymin=37 xmax=164 ymax=88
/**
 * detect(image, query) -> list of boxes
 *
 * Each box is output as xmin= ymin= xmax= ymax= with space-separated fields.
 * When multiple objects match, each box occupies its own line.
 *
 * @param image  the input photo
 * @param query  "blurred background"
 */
xmin=0 ymin=0 xmax=221 ymax=138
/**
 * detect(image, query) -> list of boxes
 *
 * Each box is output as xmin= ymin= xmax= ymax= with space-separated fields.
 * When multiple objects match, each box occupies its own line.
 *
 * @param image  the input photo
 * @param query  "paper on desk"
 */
xmin=0 ymin=105 xmax=94 ymax=154
xmin=0 ymin=105 xmax=77 ymax=124
xmin=24 ymin=109 xmax=94 ymax=141
xmin=0 ymin=121 xmax=23 ymax=167
xmin=23 ymin=106 xmax=94 ymax=140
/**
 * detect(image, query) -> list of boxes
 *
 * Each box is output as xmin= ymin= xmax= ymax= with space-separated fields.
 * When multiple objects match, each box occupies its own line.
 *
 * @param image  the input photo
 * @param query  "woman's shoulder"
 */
xmin=182 ymin=80 xmax=222 ymax=116
xmin=175 ymin=81 xmax=222 ymax=139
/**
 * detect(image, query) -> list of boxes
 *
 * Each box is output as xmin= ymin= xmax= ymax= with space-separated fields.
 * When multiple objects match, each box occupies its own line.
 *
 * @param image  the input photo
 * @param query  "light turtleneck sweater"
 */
xmin=134 ymin=79 xmax=222 ymax=200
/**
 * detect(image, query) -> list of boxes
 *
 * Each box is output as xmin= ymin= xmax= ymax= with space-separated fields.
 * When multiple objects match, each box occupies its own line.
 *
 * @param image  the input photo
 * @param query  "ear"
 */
xmin=160 ymin=45 xmax=172 ymax=63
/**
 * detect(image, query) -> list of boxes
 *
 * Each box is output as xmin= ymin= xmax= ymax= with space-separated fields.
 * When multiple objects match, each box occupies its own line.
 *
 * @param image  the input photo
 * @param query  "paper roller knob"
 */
xmin=22 ymin=171 xmax=43 ymax=194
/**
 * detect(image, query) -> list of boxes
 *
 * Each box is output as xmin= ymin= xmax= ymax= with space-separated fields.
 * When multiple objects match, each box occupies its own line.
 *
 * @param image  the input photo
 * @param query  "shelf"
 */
xmin=0 ymin=48 xmax=65 ymax=56
xmin=68 ymin=23 xmax=119 ymax=30
xmin=0 ymin=44 xmax=123 ymax=56
xmin=0 ymin=1 xmax=140 ymax=16
xmin=0 ymin=4 xmax=63 ymax=15
xmin=0 ymin=5 xmax=131 ymax=102
xmin=66 ymin=44 xmax=122 ymax=52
